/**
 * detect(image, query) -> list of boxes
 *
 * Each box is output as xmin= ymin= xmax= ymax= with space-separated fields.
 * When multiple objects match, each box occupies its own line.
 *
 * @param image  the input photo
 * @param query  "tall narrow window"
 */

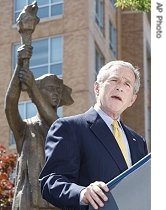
xmin=109 ymin=20 xmax=117 ymax=57
xmin=95 ymin=0 xmax=104 ymax=32
xmin=95 ymin=46 xmax=105 ymax=78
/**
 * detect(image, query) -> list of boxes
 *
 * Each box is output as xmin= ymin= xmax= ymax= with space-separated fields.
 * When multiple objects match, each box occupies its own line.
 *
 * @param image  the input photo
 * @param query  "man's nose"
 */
xmin=115 ymin=83 xmax=123 ymax=92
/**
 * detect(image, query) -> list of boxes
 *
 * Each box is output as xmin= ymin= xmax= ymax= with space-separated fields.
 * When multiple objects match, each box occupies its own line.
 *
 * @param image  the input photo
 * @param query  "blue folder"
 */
xmin=89 ymin=153 xmax=151 ymax=210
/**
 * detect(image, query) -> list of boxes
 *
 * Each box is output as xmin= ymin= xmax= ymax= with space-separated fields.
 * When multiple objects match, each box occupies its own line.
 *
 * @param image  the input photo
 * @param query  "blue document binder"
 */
xmin=89 ymin=153 xmax=151 ymax=210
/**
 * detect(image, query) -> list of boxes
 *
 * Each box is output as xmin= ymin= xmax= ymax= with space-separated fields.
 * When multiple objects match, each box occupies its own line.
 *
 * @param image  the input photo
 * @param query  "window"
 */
xmin=95 ymin=46 xmax=105 ymax=78
xmin=109 ymin=20 xmax=117 ymax=57
xmin=10 ymin=101 xmax=63 ymax=145
xmin=95 ymin=0 xmax=104 ymax=32
xmin=13 ymin=36 xmax=63 ymax=78
xmin=9 ymin=101 xmax=37 ymax=145
xmin=13 ymin=0 xmax=64 ymax=23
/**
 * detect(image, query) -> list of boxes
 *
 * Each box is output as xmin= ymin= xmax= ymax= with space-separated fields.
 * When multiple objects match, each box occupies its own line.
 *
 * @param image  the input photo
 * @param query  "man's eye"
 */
xmin=110 ymin=78 xmax=117 ymax=81
xmin=125 ymin=83 xmax=130 ymax=87
xmin=111 ymin=79 xmax=117 ymax=82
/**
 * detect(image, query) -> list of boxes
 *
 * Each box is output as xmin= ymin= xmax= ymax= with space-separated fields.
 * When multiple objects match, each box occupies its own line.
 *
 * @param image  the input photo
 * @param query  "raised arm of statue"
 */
xmin=5 ymin=44 xmax=74 ymax=155
xmin=4 ymin=45 xmax=32 ymax=154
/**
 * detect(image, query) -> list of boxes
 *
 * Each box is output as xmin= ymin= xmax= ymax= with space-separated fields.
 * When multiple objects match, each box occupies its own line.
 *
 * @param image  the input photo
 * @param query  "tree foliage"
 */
xmin=0 ymin=145 xmax=17 ymax=209
xmin=115 ymin=0 xmax=151 ymax=12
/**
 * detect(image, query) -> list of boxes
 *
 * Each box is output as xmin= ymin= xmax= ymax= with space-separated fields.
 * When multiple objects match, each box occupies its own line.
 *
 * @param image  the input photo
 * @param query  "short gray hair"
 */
xmin=96 ymin=60 xmax=140 ymax=94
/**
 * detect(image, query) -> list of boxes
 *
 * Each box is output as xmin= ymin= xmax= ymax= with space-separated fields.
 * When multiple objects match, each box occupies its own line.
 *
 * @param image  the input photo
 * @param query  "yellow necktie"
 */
xmin=112 ymin=120 xmax=130 ymax=167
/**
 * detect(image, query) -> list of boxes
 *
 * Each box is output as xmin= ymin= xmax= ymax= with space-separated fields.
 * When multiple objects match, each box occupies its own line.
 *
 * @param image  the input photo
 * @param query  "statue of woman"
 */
xmin=5 ymin=45 xmax=74 ymax=210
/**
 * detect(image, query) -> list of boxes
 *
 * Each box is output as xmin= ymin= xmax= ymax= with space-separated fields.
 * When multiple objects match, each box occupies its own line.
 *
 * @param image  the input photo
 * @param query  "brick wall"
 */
xmin=0 ymin=0 xmax=151 ymax=152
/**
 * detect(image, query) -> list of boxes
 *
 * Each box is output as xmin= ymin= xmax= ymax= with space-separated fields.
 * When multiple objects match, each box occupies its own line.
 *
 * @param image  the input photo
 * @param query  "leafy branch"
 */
xmin=115 ymin=0 xmax=151 ymax=12
xmin=0 ymin=145 xmax=17 ymax=209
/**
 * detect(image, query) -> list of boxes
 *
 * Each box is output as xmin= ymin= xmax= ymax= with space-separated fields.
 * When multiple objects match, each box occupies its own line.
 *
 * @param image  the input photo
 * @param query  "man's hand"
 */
xmin=81 ymin=181 xmax=109 ymax=209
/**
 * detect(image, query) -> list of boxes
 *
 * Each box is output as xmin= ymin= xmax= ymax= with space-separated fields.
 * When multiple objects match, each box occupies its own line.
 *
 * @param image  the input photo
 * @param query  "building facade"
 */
xmin=0 ymin=0 xmax=151 ymax=153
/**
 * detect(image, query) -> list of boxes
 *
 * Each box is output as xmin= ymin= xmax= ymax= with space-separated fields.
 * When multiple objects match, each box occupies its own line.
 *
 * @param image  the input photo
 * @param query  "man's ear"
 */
xmin=129 ymin=94 xmax=137 ymax=107
xmin=94 ymin=81 xmax=99 ymax=96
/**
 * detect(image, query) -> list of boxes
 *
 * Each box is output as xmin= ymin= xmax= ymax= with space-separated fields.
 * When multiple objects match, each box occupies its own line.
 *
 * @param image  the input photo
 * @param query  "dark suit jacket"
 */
xmin=39 ymin=107 xmax=148 ymax=210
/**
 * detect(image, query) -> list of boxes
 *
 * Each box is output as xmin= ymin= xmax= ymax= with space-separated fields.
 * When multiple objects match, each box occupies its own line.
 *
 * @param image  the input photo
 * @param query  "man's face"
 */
xmin=94 ymin=66 xmax=137 ymax=118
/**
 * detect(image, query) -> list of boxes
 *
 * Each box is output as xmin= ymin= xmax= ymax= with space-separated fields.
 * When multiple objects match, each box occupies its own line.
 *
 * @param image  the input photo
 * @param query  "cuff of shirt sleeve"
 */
xmin=80 ymin=188 xmax=88 ymax=205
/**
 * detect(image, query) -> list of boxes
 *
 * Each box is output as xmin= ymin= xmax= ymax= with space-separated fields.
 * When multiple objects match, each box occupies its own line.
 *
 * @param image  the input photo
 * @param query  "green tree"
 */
xmin=0 ymin=145 xmax=17 ymax=209
xmin=115 ymin=0 xmax=151 ymax=12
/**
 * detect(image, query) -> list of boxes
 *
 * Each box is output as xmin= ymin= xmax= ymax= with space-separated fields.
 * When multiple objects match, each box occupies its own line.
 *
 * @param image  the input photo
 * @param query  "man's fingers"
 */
xmin=95 ymin=181 xmax=109 ymax=193
xmin=90 ymin=182 xmax=108 ymax=202
xmin=84 ymin=181 xmax=109 ymax=209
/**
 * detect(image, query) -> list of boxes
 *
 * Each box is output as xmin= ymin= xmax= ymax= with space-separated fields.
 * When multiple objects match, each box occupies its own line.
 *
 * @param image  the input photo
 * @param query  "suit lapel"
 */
xmin=85 ymin=108 xmax=128 ymax=172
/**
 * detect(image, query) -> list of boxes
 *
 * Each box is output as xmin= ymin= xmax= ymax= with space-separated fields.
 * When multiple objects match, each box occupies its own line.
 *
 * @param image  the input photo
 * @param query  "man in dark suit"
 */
xmin=39 ymin=60 xmax=148 ymax=210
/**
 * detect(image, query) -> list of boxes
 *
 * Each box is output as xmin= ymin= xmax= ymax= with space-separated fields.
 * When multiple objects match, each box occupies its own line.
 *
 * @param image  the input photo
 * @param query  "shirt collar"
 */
xmin=94 ymin=104 xmax=121 ymax=128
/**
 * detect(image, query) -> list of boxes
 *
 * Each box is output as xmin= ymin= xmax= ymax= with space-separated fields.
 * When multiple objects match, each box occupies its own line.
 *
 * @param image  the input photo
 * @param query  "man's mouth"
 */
xmin=111 ymin=96 xmax=122 ymax=101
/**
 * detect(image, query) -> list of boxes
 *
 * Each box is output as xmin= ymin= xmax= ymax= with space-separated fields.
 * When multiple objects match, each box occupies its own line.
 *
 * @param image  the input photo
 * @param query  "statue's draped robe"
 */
xmin=12 ymin=116 xmax=60 ymax=210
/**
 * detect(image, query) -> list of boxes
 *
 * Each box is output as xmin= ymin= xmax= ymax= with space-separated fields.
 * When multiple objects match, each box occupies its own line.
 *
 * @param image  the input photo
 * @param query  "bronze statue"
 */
xmin=4 ymin=44 xmax=74 ymax=209
xmin=5 ymin=2 xmax=73 ymax=209
xmin=16 ymin=1 xmax=40 ymax=91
